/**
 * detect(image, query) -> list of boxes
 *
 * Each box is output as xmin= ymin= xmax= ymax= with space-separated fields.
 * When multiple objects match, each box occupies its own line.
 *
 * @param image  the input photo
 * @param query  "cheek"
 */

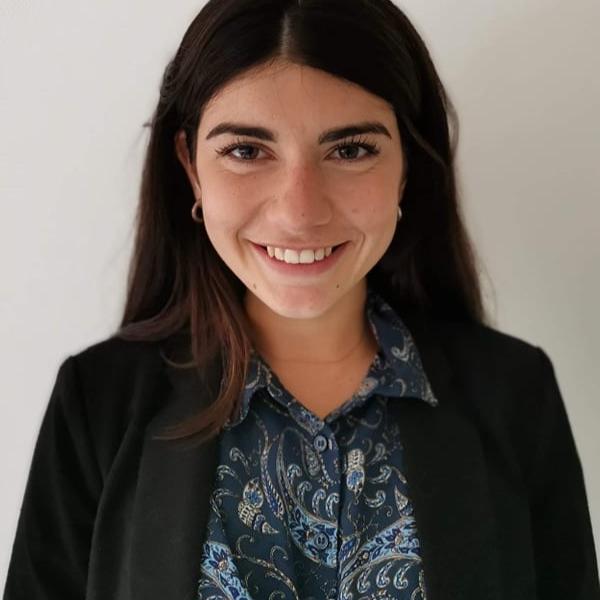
xmin=201 ymin=184 xmax=256 ymax=235
xmin=199 ymin=206 xmax=239 ymax=263
xmin=195 ymin=162 xmax=255 ymax=224
xmin=203 ymin=200 xmax=237 ymax=229
xmin=340 ymin=170 xmax=398 ymax=226
xmin=346 ymin=195 xmax=396 ymax=233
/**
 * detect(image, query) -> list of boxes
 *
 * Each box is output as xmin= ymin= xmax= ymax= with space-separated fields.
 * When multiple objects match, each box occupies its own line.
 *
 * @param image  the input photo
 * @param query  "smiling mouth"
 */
xmin=251 ymin=241 xmax=349 ymax=267
xmin=259 ymin=242 xmax=347 ymax=265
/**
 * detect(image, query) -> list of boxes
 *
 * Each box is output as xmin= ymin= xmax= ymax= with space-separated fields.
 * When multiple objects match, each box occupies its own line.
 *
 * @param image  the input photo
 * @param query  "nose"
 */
xmin=267 ymin=160 xmax=333 ymax=230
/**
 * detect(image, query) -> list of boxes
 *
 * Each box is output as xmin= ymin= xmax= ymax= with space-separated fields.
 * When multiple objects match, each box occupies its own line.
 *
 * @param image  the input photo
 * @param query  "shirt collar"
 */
xmin=225 ymin=287 xmax=439 ymax=430
xmin=363 ymin=288 xmax=439 ymax=406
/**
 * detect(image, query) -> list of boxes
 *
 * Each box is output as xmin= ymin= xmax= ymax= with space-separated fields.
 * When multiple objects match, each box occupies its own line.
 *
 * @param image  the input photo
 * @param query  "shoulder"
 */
xmin=70 ymin=334 xmax=165 ymax=376
xmin=64 ymin=334 xmax=171 ymax=433
xmin=37 ymin=334 xmax=173 ymax=478
xmin=423 ymin=316 xmax=560 ymax=445
xmin=70 ymin=334 xmax=166 ymax=391
xmin=426 ymin=319 xmax=577 ymax=493
xmin=413 ymin=315 xmax=555 ymax=420
xmin=427 ymin=316 xmax=547 ymax=378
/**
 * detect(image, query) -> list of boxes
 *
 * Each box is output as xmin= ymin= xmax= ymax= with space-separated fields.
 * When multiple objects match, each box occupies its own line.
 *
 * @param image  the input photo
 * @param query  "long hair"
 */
xmin=116 ymin=0 xmax=489 ymax=444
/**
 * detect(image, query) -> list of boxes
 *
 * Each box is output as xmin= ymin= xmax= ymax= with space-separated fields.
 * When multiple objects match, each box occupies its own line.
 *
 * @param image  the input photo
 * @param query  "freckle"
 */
xmin=336 ymin=284 xmax=340 ymax=289
xmin=252 ymin=283 xmax=257 ymax=290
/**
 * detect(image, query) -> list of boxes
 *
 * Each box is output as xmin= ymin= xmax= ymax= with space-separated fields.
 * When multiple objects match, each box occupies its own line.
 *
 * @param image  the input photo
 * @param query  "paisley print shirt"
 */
xmin=197 ymin=288 xmax=439 ymax=600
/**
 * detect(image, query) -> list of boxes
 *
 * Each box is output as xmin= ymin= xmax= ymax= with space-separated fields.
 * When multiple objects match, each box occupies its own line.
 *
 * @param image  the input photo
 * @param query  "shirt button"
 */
xmin=314 ymin=434 xmax=328 ymax=452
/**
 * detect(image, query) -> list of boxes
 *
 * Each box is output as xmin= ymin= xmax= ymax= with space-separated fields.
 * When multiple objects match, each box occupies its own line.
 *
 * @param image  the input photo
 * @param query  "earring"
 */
xmin=191 ymin=200 xmax=203 ymax=224
xmin=397 ymin=205 xmax=403 ymax=222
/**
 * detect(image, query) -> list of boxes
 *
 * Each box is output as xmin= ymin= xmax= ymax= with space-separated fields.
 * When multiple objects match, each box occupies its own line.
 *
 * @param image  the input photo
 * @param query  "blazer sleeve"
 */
xmin=3 ymin=356 xmax=103 ymax=600
xmin=528 ymin=348 xmax=600 ymax=599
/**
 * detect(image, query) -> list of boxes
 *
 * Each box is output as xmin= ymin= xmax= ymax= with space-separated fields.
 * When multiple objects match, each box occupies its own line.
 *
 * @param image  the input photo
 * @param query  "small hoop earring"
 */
xmin=397 ymin=205 xmax=403 ymax=222
xmin=191 ymin=201 xmax=203 ymax=224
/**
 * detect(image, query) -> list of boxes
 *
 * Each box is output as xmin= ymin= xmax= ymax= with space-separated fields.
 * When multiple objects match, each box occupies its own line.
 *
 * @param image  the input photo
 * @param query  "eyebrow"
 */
xmin=205 ymin=121 xmax=392 ymax=143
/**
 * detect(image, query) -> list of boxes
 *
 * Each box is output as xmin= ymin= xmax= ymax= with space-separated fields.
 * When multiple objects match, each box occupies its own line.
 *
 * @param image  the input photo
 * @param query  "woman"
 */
xmin=4 ymin=0 xmax=599 ymax=599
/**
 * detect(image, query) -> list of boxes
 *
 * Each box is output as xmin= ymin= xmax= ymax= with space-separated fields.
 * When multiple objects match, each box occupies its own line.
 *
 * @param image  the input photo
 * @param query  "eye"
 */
xmin=330 ymin=137 xmax=380 ymax=162
xmin=215 ymin=139 xmax=267 ymax=161
xmin=214 ymin=135 xmax=381 ymax=163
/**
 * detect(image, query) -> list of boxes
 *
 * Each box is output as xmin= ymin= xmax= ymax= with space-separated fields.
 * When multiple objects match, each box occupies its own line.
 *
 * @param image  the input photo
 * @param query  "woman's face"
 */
xmin=176 ymin=59 xmax=406 ymax=320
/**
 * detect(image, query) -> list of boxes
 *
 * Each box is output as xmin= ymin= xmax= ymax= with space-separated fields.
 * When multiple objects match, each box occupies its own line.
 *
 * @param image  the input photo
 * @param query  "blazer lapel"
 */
xmin=395 ymin=313 xmax=503 ymax=600
xmin=127 ymin=317 xmax=503 ymax=600
xmin=128 ymin=342 xmax=221 ymax=600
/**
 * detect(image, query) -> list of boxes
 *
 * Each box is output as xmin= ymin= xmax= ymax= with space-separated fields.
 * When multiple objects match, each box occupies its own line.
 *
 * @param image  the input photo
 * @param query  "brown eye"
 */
xmin=215 ymin=141 xmax=266 ymax=162
xmin=229 ymin=145 xmax=262 ymax=160
xmin=330 ymin=137 xmax=380 ymax=162
xmin=334 ymin=144 xmax=369 ymax=160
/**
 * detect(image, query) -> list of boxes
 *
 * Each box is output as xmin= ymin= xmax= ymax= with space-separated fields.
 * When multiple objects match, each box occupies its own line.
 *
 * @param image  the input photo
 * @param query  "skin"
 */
xmin=175 ymin=58 xmax=406 ymax=370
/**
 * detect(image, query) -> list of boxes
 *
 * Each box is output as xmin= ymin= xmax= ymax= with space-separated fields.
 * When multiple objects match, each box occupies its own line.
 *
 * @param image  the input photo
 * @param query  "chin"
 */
xmin=269 ymin=303 xmax=328 ymax=320
xmin=251 ymin=285 xmax=341 ymax=320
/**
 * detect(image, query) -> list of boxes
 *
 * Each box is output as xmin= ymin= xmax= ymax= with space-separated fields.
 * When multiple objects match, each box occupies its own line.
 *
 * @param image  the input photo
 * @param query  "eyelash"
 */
xmin=215 ymin=135 xmax=381 ymax=163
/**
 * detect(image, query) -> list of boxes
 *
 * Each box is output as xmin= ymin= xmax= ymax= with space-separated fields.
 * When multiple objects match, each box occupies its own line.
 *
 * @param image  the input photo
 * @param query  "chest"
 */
xmin=265 ymin=347 xmax=379 ymax=420
xmin=199 ymin=397 xmax=422 ymax=598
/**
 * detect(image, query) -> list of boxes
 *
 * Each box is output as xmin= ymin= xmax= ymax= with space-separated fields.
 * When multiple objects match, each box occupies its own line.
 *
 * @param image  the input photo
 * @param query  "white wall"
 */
xmin=1 ymin=0 xmax=598 ymax=581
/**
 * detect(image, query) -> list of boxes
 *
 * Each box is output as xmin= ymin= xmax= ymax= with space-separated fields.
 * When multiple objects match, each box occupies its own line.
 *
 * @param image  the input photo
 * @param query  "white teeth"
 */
xmin=284 ymin=249 xmax=300 ymax=264
xmin=266 ymin=245 xmax=335 ymax=264
xmin=299 ymin=249 xmax=314 ymax=264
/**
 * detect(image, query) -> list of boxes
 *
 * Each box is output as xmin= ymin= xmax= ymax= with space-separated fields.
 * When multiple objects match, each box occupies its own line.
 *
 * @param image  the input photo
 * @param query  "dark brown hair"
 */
xmin=116 ymin=0 xmax=489 ymax=444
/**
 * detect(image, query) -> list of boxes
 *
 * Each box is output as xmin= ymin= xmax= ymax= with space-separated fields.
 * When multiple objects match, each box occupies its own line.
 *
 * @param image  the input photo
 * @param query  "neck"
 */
xmin=243 ymin=282 xmax=374 ymax=365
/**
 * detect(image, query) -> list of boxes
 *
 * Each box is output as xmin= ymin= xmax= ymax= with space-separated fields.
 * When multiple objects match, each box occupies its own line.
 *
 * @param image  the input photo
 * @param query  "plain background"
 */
xmin=1 ymin=0 xmax=599 ymax=583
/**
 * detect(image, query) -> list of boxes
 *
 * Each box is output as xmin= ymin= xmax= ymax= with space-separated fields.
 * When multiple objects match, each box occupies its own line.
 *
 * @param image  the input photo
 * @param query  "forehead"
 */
xmin=199 ymin=60 xmax=396 ymax=137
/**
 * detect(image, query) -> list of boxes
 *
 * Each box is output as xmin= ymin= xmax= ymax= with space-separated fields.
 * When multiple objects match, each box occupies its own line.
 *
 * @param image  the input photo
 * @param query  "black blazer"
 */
xmin=4 ymin=312 xmax=600 ymax=600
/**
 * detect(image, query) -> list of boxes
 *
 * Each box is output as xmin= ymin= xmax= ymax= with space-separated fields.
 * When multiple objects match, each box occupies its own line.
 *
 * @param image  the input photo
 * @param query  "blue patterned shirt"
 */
xmin=197 ymin=287 xmax=439 ymax=600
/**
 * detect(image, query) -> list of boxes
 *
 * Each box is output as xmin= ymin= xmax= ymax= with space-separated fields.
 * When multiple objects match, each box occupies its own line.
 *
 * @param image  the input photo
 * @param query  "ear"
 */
xmin=174 ymin=130 xmax=201 ymax=198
